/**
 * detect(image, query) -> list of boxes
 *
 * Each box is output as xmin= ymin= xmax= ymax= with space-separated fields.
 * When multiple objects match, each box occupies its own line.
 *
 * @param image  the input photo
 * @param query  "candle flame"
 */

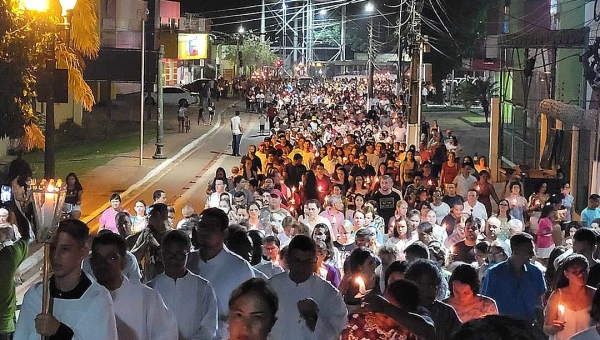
xmin=558 ymin=305 xmax=565 ymax=313
xmin=355 ymin=276 xmax=367 ymax=294
xmin=318 ymin=185 xmax=322 ymax=192
xmin=47 ymin=183 xmax=55 ymax=192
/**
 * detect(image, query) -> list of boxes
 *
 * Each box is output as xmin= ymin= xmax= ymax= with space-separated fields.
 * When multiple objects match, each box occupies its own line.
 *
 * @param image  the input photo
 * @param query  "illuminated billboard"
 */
xmin=178 ymin=34 xmax=208 ymax=60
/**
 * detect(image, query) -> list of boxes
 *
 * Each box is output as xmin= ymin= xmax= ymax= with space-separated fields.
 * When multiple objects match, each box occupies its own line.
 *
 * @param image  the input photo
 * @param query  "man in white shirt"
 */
xmin=269 ymin=235 xmax=347 ymax=340
xmin=463 ymin=189 xmax=488 ymax=224
xmin=187 ymin=208 xmax=255 ymax=340
xmin=15 ymin=220 xmax=118 ymax=340
xmin=231 ymin=110 xmax=243 ymax=156
xmin=149 ymin=230 xmax=218 ymax=340
xmin=89 ymin=232 xmax=178 ymax=340
xmin=205 ymin=178 xmax=232 ymax=209
xmin=430 ymin=189 xmax=451 ymax=225
xmin=453 ymin=163 xmax=477 ymax=199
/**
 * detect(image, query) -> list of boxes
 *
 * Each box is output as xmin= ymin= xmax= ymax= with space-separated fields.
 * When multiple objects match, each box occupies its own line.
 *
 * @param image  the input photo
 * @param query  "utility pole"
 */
xmin=341 ymin=4 xmax=347 ymax=74
xmin=407 ymin=0 xmax=424 ymax=146
xmin=367 ymin=17 xmax=374 ymax=110
xmin=153 ymin=45 xmax=166 ymax=159
xmin=396 ymin=0 xmax=403 ymax=97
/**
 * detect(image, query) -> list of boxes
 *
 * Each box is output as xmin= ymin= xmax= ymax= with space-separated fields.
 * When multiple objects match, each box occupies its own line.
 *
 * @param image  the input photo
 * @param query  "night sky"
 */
xmin=179 ymin=0 xmax=264 ymax=34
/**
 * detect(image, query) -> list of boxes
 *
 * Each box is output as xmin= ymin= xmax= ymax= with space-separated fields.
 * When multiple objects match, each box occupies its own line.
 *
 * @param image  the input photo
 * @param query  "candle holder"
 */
xmin=30 ymin=178 xmax=67 ymax=320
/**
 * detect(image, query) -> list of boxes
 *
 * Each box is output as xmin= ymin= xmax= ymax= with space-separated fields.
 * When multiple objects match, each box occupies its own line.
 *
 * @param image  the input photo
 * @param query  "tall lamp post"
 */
xmin=23 ymin=0 xmax=78 ymax=180
xmin=30 ymin=179 xmax=67 ymax=339
xmin=365 ymin=2 xmax=375 ymax=111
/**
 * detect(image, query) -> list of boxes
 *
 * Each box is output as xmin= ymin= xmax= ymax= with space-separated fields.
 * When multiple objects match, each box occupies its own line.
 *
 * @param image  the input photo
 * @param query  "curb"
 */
xmin=458 ymin=116 xmax=490 ymax=128
xmin=14 ymin=100 xmax=241 ymax=280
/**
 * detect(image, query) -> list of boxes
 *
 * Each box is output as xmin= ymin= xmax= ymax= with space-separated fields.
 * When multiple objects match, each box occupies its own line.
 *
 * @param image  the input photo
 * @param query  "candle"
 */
xmin=355 ymin=276 xmax=367 ymax=294
xmin=343 ymin=157 xmax=348 ymax=162
xmin=476 ymin=185 xmax=481 ymax=192
xmin=366 ymin=177 xmax=371 ymax=184
xmin=375 ymin=177 xmax=379 ymax=183
xmin=428 ymin=180 xmax=433 ymax=186
xmin=318 ymin=185 xmax=323 ymax=192
xmin=291 ymin=198 xmax=295 ymax=205
xmin=292 ymin=186 xmax=296 ymax=193
xmin=558 ymin=304 xmax=565 ymax=322
xmin=512 ymin=198 xmax=517 ymax=206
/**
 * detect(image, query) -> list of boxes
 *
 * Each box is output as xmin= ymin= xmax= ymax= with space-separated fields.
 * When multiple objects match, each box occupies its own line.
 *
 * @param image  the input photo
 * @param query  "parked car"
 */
xmin=145 ymin=86 xmax=199 ymax=106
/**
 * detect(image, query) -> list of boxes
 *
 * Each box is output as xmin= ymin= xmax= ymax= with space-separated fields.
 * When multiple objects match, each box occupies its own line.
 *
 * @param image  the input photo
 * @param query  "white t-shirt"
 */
xmin=231 ymin=115 xmax=242 ymax=135
xmin=571 ymin=326 xmax=600 ymax=340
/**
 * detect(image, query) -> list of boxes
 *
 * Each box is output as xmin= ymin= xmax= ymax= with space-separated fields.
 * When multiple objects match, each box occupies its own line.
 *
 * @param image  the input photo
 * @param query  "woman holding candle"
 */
xmin=494 ymin=199 xmax=513 ymax=242
xmin=314 ymin=240 xmax=341 ymax=287
xmin=399 ymin=150 xmax=418 ymax=190
xmin=473 ymin=170 xmax=500 ymax=217
xmin=339 ymin=247 xmax=380 ymax=312
xmin=544 ymin=254 xmax=595 ymax=340
xmin=505 ymin=182 xmax=527 ymax=223
xmin=347 ymin=175 xmax=370 ymax=198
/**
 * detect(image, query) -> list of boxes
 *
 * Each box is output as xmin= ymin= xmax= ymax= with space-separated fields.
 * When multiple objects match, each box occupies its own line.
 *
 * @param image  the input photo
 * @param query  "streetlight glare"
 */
xmin=21 ymin=0 xmax=49 ymax=12
xmin=238 ymin=26 xmax=245 ymax=34
xmin=319 ymin=9 xmax=327 ymax=15
xmin=58 ymin=0 xmax=78 ymax=15
xmin=365 ymin=2 xmax=375 ymax=12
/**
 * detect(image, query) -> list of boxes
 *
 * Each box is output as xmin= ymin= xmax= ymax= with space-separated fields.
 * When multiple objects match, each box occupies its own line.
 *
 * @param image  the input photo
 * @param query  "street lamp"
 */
xmin=238 ymin=26 xmax=245 ymax=34
xmin=30 ymin=178 xmax=67 ymax=329
xmin=22 ymin=0 xmax=78 ymax=180
xmin=365 ymin=3 xmax=375 ymax=110
xmin=319 ymin=9 xmax=327 ymax=15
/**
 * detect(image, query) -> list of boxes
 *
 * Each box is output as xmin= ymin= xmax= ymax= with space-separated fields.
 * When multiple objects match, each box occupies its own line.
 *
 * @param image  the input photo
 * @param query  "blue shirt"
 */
xmin=581 ymin=207 xmax=600 ymax=229
xmin=481 ymin=260 xmax=546 ymax=323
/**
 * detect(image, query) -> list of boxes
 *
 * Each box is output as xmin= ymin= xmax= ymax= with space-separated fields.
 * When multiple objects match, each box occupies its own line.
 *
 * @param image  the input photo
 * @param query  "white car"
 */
xmin=145 ymin=86 xmax=198 ymax=106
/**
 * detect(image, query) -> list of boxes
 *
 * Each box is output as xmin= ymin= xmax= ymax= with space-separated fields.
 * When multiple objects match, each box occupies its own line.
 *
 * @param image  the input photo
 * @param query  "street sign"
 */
xmin=223 ymin=69 xmax=234 ymax=81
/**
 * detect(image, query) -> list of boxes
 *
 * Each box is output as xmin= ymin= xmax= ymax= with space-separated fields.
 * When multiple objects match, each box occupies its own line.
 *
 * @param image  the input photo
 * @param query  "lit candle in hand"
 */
xmin=428 ymin=180 xmax=433 ymax=186
xmin=558 ymin=304 xmax=565 ymax=322
xmin=318 ymin=185 xmax=323 ymax=192
xmin=355 ymin=276 xmax=367 ymax=295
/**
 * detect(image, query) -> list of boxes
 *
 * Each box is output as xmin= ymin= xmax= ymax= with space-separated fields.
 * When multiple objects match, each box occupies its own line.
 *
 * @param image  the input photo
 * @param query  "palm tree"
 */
xmin=1 ymin=0 xmax=99 ymax=151
xmin=472 ymin=77 xmax=498 ymax=123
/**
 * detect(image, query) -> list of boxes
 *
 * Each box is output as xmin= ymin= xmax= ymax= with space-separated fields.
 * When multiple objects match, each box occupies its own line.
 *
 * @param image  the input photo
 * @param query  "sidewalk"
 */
xmin=14 ymin=96 xmax=240 ymax=279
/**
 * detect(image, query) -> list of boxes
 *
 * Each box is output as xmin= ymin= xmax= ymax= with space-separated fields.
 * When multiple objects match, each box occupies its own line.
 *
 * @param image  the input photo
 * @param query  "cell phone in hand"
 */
xmin=1 ymin=185 xmax=11 ymax=203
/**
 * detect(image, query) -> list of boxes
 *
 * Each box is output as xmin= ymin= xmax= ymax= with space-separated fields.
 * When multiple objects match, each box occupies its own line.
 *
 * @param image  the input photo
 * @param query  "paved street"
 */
xmin=421 ymin=110 xmax=490 ymax=160
xmin=13 ymin=102 xmax=491 ymax=309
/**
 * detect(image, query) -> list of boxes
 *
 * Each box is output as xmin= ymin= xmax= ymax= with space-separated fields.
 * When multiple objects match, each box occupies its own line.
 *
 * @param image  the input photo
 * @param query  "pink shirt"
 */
xmin=99 ymin=208 xmax=128 ymax=233
xmin=536 ymin=217 xmax=554 ymax=248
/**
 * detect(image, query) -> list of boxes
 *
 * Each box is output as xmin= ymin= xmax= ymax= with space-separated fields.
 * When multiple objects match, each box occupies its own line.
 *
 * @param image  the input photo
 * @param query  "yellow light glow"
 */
xmin=21 ymin=0 xmax=49 ymax=12
xmin=59 ymin=0 xmax=77 ymax=14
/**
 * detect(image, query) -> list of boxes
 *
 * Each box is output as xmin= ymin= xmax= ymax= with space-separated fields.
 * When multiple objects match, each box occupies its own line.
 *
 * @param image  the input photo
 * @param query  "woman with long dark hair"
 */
xmin=544 ymin=254 xmax=595 ymax=340
xmin=64 ymin=172 xmax=83 ymax=219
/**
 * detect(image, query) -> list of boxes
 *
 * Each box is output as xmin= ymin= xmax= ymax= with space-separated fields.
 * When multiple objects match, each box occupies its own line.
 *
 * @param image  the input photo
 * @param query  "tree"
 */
xmin=0 ymin=0 xmax=98 ymax=151
xmin=455 ymin=77 xmax=498 ymax=122
xmin=222 ymin=34 xmax=277 ymax=73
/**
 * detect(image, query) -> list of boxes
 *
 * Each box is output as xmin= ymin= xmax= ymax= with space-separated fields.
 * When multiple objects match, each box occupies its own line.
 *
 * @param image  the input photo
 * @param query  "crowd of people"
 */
xmin=3 ymin=76 xmax=600 ymax=340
